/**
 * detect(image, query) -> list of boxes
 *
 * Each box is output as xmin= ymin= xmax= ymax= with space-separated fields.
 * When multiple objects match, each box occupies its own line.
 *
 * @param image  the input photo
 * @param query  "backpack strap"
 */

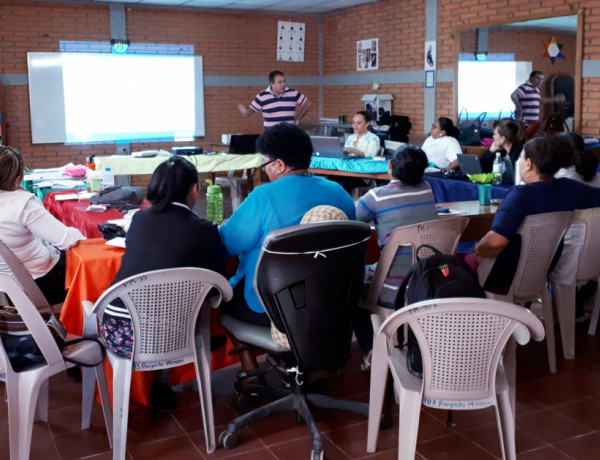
xmin=415 ymin=244 xmax=443 ymax=261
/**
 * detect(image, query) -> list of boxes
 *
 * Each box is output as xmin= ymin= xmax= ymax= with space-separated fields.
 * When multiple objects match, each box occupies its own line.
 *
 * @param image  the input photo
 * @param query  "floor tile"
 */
xmin=417 ymin=432 xmax=496 ymax=459
xmin=552 ymin=431 xmax=600 ymax=459
xmin=516 ymin=407 xmax=592 ymax=443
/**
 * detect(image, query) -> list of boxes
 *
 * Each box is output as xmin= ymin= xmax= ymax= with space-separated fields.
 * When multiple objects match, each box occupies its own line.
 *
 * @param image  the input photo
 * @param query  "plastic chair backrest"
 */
xmin=254 ymin=221 xmax=371 ymax=373
xmin=0 ymin=272 xmax=64 ymax=373
xmin=573 ymin=207 xmax=600 ymax=282
xmin=92 ymin=267 xmax=232 ymax=368
xmin=510 ymin=211 xmax=572 ymax=301
xmin=378 ymin=298 xmax=545 ymax=404
xmin=365 ymin=217 xmax=470 ymax=309
xmin=0 ymin=239 xmax=51 ymax=310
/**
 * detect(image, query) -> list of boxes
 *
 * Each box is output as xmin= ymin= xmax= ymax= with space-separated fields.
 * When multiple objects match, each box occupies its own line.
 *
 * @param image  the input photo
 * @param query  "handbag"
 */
xmin=0 ymin=305 xmax=105 ymax=372
xmin=458 ymin=110 xmax=486 ymax=146
xmin=90 ymin=185 xmax=143 ymax=208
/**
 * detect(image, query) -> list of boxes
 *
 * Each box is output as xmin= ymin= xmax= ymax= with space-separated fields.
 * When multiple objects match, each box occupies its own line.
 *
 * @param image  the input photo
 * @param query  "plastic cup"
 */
xmin=478 ymin=183 xmax=491 ymax=205
xmin=89 ymin=177 xmax=102 ymax=192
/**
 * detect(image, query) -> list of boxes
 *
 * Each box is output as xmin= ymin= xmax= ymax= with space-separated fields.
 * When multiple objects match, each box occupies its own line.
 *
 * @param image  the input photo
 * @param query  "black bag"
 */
xmin=458 ymin=111 xmax=486 ymax=146
xmin=379 ymin=114 xmax=412 ymax=143
xmin=395 ymin=245 xmax=486 ymax=377
xmin=0 ymin=305 xmax=105 ymax=372
xmin=97 ymin=222 xmax=126 ymax=240
xmin=90 ymin=185 xmax=143 ymax=208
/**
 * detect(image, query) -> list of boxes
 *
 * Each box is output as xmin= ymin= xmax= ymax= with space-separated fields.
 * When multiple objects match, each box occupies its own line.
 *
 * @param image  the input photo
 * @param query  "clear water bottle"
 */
xmin=492 ymin=152 xmax=503 ymax=185
xmin=102 ymin=167 xmax=115 ymax=188
xmin=205 ymin=179 xmax=224 ymax=224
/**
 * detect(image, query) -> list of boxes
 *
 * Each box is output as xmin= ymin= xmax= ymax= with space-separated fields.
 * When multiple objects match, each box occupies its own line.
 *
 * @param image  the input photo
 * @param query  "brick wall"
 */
xmin=2 ymin=0 xmax=600 ymax=170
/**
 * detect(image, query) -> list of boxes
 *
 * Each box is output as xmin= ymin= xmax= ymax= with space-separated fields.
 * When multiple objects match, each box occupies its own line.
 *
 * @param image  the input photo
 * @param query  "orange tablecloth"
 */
xmin=62 ymin=238 xmax=238 ymax=406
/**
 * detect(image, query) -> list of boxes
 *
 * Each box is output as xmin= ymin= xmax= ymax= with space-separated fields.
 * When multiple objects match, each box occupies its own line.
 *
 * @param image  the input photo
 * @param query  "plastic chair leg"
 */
xmin=96 ymin=361 xmax=113 ymax=448
xmin=8 ymin=374 xmax=44 ymax=460
xmin=35 ymin=378 xmax=49 ymax=422
xmin=397 ymin=387 xmax=421 ymax=460
xmin=497 ymin=391 xmax=516 ymax=460
xmin=366 ymin=338 xmax=388 ymax=453
xmin=588 ymin=282 xmax=600 ymax=336
xmin=81 ymin=366 xmax=94 ymax=429
xmin=195 ymin=313 xmax=215 ymax=453
xmin=541 ymin=287 xmax=557 ymax=373
xmin=110 ymin=357 xmax=133 ymax=460
xmin=552 ymin=282 xmax=576 ymax=359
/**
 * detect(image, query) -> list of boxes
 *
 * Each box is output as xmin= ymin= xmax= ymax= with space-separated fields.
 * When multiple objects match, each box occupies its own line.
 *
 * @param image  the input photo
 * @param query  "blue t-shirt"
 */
xmin=219 ymin=174 xmax=356 ymax=313
xmin=486 ymin=178 xmax=600 ymax=290
xmin=493 ymin=178 xmax=600 ymax=239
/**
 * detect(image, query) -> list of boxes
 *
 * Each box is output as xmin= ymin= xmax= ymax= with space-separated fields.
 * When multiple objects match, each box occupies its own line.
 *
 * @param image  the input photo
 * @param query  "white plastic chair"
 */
xmin=83 ymin=267 xmax=233 ymax=460
xmin=367 ymin=298 xmax=545 ymax=460
xmin=0 ymin=267 xmax=110 ymax=460
xmin=360 ymin=217 xmax=470 ymax=333
xmin=549 ymin=208 xmax=600 ymax=358
xmin=478 ymin=211 xmax=572 ymax=374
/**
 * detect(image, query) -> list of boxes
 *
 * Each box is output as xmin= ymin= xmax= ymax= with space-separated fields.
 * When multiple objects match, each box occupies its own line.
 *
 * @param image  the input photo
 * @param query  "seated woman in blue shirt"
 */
xmin=219 ymin=123 xmax=356 ymax=378
xmin=475 ymin=135 xmax=600 ymax=293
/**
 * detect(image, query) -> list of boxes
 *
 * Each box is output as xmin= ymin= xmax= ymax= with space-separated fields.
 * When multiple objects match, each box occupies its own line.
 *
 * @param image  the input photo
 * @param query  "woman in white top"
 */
xmin=550 ymin=132 xmax=600 ymax=319
xmin=421 ymin=117 xmax=462 ymax=170
xmin=343 ymin=110 xmax=381 ymax=158
xmin=0 ymin=146 xmax=84 ymax=304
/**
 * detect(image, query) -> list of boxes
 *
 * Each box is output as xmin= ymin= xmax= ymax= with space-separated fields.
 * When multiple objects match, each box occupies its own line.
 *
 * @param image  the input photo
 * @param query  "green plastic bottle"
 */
xmin=205 ymin=179 xmax=224 ymax=224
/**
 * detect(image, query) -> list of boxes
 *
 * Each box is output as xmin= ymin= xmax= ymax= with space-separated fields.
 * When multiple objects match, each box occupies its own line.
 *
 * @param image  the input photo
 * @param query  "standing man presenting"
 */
xmin=238 ymin=70 xmax=312 ymax=129
xmin=511 ymin=70 xmax=565 ymax=125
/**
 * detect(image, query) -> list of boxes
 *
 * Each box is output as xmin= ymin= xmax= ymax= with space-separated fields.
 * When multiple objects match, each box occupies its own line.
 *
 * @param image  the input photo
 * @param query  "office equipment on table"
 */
xmin=383 ymin=139 xmax=405 ymax=156
xmin=310 ymin=135 xmax=346 ymax=158
xmin=227 ymin=134 xmax=260 ymax=154
xmin=457 ymin=153 xmax=483 ymax=174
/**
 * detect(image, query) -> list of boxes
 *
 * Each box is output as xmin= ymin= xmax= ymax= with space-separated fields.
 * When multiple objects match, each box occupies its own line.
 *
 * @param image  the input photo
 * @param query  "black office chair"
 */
xmin=219 ymin=220 xmax=372 ymax=460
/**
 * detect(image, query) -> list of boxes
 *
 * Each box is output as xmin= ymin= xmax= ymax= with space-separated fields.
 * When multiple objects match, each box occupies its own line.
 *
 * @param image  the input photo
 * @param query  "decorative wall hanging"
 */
xmin=356 ymin=38 xmax=378 ymax=71
xmin=543 ymin=36 xmax=565 ymax=64
xmin=277 ymin=21 xmax=305 ymax=62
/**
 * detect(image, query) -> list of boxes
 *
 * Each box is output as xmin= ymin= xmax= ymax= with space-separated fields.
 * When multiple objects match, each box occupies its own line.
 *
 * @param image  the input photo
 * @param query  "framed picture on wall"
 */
xmin=357 ymin=38 xmax=378 ymax=71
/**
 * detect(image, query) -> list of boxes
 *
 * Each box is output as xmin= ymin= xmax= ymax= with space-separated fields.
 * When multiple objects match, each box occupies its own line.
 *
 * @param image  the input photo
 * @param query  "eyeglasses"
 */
xmin=431 ymin=124 xmax=441 ymax=130
xmin=261 ymin=158 xmax=277 ymax=170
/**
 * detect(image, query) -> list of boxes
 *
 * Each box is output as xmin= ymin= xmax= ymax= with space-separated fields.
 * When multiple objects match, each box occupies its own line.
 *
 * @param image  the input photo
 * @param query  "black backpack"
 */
xmin=395 ymin=245 xmax=486 ymax=377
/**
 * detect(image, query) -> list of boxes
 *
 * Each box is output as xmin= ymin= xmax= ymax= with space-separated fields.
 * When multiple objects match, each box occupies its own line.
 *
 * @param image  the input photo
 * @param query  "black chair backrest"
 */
xmin=254 ymin=221 xmax=371 ymax=373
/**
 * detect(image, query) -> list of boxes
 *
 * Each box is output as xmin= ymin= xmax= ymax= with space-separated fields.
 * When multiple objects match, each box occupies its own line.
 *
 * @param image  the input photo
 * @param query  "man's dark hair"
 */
xmin=530 ymin=70 xmax=543 ymax=80
xmin=390 ymin=144 xmax=428 ymax=186
xmin=523 ymin=134 xmax=571 ymax=180
xmin=147 ymin=156 xmax=199 ymax=212
xmin=268 ymin=70 xmax=285 ymax=84
xmin=256 ymin=123 xmax=312 ymax=170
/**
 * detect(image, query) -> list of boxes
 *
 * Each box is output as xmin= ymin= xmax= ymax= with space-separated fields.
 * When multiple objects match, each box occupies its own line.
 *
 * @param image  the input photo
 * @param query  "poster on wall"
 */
xmin=277 ymin=21 xmax=305 ymax=62
xmin=424 ymin=40 xmax=436 ymax=70
xmin=356 ymin=38 xmax=378 ymax=71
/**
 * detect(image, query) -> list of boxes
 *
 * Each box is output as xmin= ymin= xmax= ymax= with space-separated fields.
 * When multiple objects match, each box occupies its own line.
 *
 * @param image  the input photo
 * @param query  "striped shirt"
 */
xmin=356 ymin=181 xmax=438 ymax=307
xmin=250 ymin=86 xmax=308 ymax=128
xmin=514 ymin=82 xmax=541 ymax=123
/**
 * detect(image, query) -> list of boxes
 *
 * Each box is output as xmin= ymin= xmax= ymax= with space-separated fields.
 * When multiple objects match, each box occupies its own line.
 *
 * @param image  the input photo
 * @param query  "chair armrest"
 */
xmin=477 ymin=256 xmax=496 ymax=287
xmin=81 ymin=300 xmax=98 ymax=338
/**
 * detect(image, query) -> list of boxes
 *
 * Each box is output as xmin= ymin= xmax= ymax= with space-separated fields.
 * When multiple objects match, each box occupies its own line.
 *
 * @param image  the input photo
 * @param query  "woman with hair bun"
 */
xmin=421 ymin=116 xmax=462 ymax=170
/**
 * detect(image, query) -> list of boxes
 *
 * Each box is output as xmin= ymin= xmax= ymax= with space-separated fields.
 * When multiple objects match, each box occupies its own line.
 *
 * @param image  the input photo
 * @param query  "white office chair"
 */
xmin=83 ymin=267 xmax=232 ymax=460
xmin=367 ymin=298 xmax=544 ymax=460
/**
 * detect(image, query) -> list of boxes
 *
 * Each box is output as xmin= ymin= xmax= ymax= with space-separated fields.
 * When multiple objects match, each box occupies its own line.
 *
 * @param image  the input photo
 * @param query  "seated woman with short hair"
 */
xmin=475 ymin=135 xmax=600 ymax=294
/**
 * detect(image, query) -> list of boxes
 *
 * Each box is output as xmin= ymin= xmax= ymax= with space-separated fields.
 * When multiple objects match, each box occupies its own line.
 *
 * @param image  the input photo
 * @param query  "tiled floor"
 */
xmin=2 ymin=320 xmax=600 ymax=459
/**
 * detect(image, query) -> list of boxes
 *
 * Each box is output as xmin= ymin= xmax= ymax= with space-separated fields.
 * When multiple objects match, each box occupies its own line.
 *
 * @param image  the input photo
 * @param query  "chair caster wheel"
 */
xmin=219 ymin=430 xmax=237 ymax=450
xmin=311 ymin=449 xmax=324 ymax=460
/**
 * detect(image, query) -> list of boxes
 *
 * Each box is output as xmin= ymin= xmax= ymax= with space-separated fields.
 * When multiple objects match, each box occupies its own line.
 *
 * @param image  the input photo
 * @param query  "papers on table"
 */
xmin=437 ymin=209 xmax=471 ymax=216
xmin=105 ymin=237 xmax=126 ymax=248
xmin=54 ymin=191 xmax=96 ymax=201
xmin=107 ymin=219 xmax=126 ymax=227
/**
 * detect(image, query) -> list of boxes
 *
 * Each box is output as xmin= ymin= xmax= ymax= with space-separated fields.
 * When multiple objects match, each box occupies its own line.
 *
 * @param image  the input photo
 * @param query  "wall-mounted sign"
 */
xmin=357 ymin=38 xmax=378 ymax=71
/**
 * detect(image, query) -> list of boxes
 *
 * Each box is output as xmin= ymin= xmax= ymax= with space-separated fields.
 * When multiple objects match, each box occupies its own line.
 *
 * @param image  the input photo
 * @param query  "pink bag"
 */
xmin=63 ymin=164 xmax=87 ymax=177
xmin=480 ymin=138 xmax=493 ymax=148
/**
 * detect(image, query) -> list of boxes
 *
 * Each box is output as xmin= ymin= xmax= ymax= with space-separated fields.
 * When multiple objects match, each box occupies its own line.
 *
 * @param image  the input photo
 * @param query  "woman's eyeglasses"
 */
xmin=261 ymin=158 xmax=277 ymax=170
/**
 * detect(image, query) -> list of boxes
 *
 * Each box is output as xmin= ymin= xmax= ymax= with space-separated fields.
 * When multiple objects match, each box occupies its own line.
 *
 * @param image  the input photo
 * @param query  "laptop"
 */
xmin=228 ymin=134 xmax=260 ymax=154
xmin=457 ymin=153 xmax=483 ymax=174
xmin=382 ymin=139 xmax=406 ymax=157
xmin=310 ymin=136 xmax=346 ymax=158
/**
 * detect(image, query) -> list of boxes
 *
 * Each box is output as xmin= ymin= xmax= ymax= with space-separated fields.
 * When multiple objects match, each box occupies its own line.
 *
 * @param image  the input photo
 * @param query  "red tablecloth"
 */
xmin=43 ymin=191 xmax=148 ymax=238
xmin=62 ymin=238 xmax=238 ymax=407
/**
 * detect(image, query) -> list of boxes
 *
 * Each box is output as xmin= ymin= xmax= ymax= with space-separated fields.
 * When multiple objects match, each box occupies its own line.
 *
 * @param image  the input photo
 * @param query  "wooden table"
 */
xmin=62 ymin=239 xmax=238 ymax=407
xmin=437 ymin=200 xmax=500 ymax=241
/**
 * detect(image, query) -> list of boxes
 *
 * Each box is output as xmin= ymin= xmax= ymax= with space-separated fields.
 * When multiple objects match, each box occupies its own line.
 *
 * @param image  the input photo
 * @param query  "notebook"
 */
xmin=310 ymin=136 xmax=346 ymax=158
xmin=457 ymin=153 xmax=483 ymax=174
xmin=228 ymin=134 xmax=260 ymax=154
